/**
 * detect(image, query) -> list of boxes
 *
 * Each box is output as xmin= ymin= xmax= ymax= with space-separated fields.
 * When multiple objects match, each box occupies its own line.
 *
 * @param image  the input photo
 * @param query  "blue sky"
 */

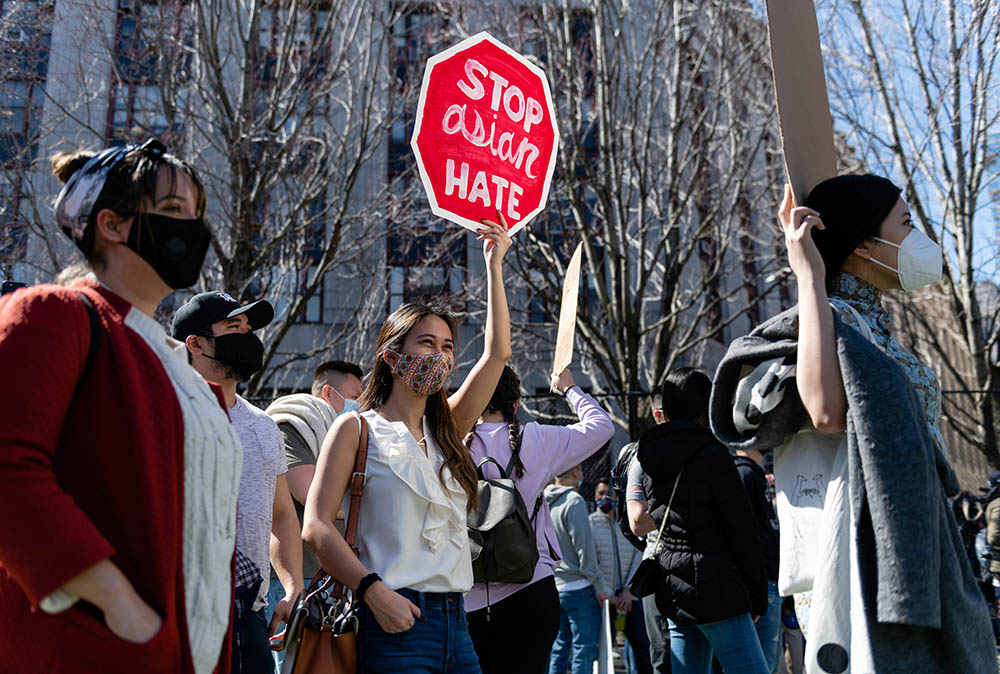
xmin=749 ymin=0 xmax=999 ymax=283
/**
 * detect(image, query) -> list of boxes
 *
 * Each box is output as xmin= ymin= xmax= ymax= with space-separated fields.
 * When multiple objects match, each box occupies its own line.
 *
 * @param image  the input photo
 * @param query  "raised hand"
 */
xmin=478 ymin=210 xmax=513 ymax=268
xmin=550 ymin=368 xmax=576 ymax=394
xmin=778 ymin=184 xmax=826 ymax=283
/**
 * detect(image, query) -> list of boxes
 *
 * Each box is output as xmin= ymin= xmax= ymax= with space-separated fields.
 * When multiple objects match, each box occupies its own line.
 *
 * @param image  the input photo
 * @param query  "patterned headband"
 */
xmin=54 ymin=138 xmax=166 ymax=241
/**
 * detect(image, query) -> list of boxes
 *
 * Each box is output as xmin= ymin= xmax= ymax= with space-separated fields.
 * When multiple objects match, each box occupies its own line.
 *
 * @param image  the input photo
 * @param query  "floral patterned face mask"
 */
xmin=387 ymin=350 xmax=454 ymax=396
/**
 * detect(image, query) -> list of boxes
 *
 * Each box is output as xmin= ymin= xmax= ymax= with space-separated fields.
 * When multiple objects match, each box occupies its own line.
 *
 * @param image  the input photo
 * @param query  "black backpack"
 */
xmin=468 ymin=456 xmax=542 ymax=584
xmin=611 ymin=441 xmax=646 ymax=552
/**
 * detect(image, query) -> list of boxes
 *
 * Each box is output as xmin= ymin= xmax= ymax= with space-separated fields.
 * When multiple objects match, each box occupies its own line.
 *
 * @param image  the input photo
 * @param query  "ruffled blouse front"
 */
xmin=342 ymin=410 xmax=472 ymax=593
xmin=829 ymin=272 xmax=946 ymax=453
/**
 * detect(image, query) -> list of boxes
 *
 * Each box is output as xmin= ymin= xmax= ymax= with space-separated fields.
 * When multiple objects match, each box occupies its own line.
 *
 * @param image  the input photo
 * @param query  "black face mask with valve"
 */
xmin=205 ymin=332 xmax=265 ymax=382
xmin=126 ymin=212 xmax=211 ymax=289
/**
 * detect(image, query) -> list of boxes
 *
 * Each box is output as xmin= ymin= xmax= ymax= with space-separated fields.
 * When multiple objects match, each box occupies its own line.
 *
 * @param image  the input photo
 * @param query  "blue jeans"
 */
xmin=667 ymin=613 xmax=768 ymax=674
xmin=233 ymin=581 xmax=274 ymax=674
xmin=754 ymin=582 xmax=783 ymax=673
xmin=548 ymin=586 xmax=601 ymax=674
xmin=357 ymin=588 xmax=480 ymax=674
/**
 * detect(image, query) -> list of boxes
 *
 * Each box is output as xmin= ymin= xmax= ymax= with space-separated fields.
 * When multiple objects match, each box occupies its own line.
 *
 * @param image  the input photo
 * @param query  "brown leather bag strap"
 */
xmin=344 ymin=414 xmax=370 ymax=556
xmin=326 ymin=414 xmax=370 ymax=600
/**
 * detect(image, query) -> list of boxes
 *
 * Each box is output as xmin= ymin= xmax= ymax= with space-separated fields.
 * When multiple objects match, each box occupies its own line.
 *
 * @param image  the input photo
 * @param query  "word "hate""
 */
xmin=445 ymin=159 xmax=523 ymax=220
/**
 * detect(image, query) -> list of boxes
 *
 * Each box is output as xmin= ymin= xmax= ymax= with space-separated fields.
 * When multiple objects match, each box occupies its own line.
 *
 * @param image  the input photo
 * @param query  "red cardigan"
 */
xmin=0 ymin=281 xmax=233 ymax=674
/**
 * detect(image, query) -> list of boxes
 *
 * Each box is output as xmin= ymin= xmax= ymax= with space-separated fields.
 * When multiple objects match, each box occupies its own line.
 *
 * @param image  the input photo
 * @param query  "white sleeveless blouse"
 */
xmin=342 ymin=410 xmax=472 ymax=593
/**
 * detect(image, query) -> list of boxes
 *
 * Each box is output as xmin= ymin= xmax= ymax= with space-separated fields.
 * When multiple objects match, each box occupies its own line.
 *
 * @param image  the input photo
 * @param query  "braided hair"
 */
xmin=465 ymin=365 xmax=525 ymax=479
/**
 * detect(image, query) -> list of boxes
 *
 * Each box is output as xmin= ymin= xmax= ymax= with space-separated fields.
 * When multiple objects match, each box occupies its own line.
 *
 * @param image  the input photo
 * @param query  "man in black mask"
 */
xmin=173 ymin=291 xmax=303 ymax=674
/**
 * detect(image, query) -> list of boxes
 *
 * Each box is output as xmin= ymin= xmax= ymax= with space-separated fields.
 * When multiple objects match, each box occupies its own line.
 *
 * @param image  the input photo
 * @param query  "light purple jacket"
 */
xmin=465 ymin=386 xmax=615 ymax=612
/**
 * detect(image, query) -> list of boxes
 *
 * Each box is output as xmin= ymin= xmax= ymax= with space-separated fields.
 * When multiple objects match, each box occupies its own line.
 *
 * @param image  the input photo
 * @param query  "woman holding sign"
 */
xmin=463 ymin=364 xmax=615 ymax=674
xmin=303 ymin=215 xmax=512 ymax=673
xmin=711 ymin=175 xmax=996 ymax=674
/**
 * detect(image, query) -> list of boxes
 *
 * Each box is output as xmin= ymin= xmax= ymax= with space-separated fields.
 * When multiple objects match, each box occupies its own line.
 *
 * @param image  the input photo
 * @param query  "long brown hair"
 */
xmin=358 ymin=301 xmax=479 ymax=511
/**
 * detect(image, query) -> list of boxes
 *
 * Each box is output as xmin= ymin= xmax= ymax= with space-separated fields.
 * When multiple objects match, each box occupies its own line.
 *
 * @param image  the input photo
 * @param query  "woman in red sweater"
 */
xmin=0 ymin=140 xmax=243 ymax=674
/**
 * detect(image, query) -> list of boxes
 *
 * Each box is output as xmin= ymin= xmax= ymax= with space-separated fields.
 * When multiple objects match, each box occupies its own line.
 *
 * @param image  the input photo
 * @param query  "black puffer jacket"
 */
xmin=733 ymin=455 xmax=780 ymax=582
xmin=639 ymin=421 xmax=767 ymax=625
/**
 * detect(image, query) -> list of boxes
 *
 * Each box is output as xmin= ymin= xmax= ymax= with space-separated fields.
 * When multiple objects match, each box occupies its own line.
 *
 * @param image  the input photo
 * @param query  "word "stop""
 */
xmin=457 ymin=59 xmax=545 ymax=134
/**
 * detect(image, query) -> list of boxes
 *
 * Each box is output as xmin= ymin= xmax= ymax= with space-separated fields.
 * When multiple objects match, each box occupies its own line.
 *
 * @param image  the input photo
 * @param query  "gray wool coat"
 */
xmin=710 ymin=306 xmax=995 ymax=674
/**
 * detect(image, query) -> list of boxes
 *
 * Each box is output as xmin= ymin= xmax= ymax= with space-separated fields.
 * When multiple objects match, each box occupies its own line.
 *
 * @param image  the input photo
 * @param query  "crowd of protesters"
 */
xmin=0 ymin=137 xmax=997 ymax=674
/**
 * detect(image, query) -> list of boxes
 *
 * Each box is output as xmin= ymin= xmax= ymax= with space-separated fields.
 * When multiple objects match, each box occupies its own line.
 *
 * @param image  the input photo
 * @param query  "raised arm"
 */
xmin=544 ymin=370 xmax=615 ymax=477
xmin=779 ymin=185 xmax=847 ymax=433
xmin=448 ymin=215 xmax=512 ymax=435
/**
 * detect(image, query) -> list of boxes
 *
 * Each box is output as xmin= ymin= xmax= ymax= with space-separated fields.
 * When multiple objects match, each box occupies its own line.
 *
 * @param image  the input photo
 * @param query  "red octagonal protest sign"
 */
xmin=411 ymin=32 xmax=559 ymax=236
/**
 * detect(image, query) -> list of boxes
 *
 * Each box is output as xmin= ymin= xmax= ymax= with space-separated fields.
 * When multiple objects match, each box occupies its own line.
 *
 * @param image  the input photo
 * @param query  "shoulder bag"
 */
xmin=628 ymin=465 xmax=687 ymax=598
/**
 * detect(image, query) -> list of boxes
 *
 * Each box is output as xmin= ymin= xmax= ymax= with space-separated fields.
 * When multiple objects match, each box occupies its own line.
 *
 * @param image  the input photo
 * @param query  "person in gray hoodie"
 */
xmin=545 ymin=465 xmax=611 ymax=674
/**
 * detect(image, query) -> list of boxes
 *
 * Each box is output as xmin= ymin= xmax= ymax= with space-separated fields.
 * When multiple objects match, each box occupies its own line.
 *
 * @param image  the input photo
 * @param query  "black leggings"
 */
xmin=467 ymin=576 xmax=561 ymax=674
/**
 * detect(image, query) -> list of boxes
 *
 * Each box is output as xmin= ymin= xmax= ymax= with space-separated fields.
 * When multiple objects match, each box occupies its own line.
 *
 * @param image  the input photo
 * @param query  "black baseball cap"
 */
xmin=171 ymin=290 xmax=274 ymax=340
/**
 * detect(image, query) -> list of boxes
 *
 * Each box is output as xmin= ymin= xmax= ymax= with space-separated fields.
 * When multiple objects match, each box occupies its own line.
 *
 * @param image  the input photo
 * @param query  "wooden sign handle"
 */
xmin=766 ymin=0 xmax=838 ymax=206
xmin=551 ymin=242 xmax=584 ymax=388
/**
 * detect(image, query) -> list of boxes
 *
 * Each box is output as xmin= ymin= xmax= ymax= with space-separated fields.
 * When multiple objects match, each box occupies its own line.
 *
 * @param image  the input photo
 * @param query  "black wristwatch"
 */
xmin=355 ymin=572 xmax=382 ymax=605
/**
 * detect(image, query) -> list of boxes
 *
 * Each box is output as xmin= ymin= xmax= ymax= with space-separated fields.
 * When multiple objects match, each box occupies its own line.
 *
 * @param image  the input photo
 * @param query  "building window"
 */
xmin=295 ymin=196 xmax=326 ymax=324
xmin=107 ymin=0 xmax=189 ymax=142
xmin=384 ymin=8 xmax=463 ymax=315
xmin=387 ymin=264 xmax=464 ymax=314
xmin=528 ymin=296 xmax=551 ymax=324
xmin=0 ymin=0 xmax=52 ymax=165
xmin=388 ymin=7 xmax=449 ymax=181
xmin=299 ymin=263 xmax=323 ymax=323
xmin=109 ymin=82 xmax=170 ymax=139
xmin=524 ymin=197 xmax=604 ymax=323
xmin=0 ymin=0 xmax=50 ymax=268
xmin=0 ymin=79 xmax=43 ymax=163
xmin=697 ymin=235 xmax=725 ymax=343
xmin=0 ymin=177 xmax=28 ymax=263
xmin=386 ymin=221 xmax=466 ymax=314
xmin=256 ymin=3 xmax=332 ymax=84
xmin=267 ymin=262 xmax=324 ymax=326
